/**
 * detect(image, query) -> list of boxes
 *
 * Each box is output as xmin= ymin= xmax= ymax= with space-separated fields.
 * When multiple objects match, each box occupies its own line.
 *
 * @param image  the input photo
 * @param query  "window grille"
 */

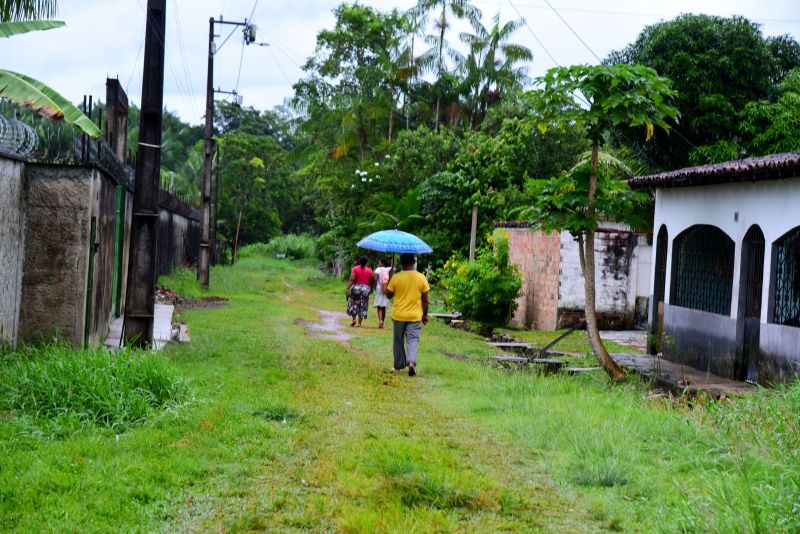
xmin=671 ymin=225 xmax=734 ymax=315
xmin=773 ymin=227 xmax=800 ymax=327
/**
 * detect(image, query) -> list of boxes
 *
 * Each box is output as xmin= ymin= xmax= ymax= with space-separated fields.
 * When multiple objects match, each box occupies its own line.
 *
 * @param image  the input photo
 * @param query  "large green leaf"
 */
xmin=0 ymin=69 xmax=102 ymax=138
xmin=0 ymin=19 xmax=64 ymax=37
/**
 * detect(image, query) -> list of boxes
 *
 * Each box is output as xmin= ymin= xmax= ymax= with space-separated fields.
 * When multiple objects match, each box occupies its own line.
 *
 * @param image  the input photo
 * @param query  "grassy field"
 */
xmin=1 ymin=257 xmax=799 ymax=532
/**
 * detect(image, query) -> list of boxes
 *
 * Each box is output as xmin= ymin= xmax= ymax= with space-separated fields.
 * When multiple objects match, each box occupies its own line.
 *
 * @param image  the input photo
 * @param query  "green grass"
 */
xmin=496 ymin=326 xmax=633 ymax=354
xmin=0 ymin=343 xmax=187 ymax=436
xmin=1 ymin=257 xmax=799 ymax=532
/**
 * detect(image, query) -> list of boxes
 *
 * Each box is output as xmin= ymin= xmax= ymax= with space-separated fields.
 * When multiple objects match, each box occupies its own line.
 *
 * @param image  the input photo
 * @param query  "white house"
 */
xmin=630 ymin=152 xmax=800 ymax=384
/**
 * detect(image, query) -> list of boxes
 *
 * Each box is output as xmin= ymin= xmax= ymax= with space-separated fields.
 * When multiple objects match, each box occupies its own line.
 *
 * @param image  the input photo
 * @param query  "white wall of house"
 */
xmin=558 ymin=223 xmax=651 ymax=316
xmin=651 ymin=178 xmax=800 ymax=323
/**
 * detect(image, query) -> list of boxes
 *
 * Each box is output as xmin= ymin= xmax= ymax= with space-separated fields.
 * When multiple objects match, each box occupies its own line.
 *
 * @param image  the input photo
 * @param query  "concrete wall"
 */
xmin=664 ymin=304 xmax=739 ymax=377
xmin=87 ymin=168 xmax=119 ymax=346
xmin=156 ymin=190 xmax=201 ymax=278
xmin=19 ymin=164 xmax=92 ymax=345
xmin=557 ymin=225 xmax=650 ymax=329
xmin=0 ymin=156 xmax=26 ymax=347
xmin=651 ymin=178 xmax=800 ymax=384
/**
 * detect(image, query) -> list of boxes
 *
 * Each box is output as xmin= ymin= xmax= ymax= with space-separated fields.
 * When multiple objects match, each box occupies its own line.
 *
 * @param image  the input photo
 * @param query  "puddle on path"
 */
xmin=295 ymin=310 xmax=353 ymax=343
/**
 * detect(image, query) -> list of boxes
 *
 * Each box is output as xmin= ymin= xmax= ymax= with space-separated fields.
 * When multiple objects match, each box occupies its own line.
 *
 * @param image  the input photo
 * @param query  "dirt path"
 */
xmin=294 ymin=309 xmax=353 ymax=344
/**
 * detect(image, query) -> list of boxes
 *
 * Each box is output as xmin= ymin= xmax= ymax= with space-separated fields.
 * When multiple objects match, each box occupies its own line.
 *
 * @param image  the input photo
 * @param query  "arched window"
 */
xmin=771 ymin=226 xmax=800 ymax=327
xmin=670 ymin=225 xmax=735 ymax=315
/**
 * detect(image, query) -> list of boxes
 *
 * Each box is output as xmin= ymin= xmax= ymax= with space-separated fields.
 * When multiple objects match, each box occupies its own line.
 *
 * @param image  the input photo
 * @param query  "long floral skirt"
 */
xmin=347 ymin=284 xmax=371 ymax=320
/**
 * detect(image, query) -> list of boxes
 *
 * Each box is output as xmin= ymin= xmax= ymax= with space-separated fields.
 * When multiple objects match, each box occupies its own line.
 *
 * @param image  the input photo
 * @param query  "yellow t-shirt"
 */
xmin=387 ymin=270 xmax=430 ymax=322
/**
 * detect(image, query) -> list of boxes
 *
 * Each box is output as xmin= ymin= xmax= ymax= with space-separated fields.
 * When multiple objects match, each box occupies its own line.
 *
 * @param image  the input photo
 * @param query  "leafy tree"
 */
xmin=217 ymin=133 xmax=287 ymax=256
xmin=214 ymin=100 xmax=295 ymax=149
xmin=455 ymin=13 xmax=531 ymax=127
xmin=531 ymin=64 xmax=678 ymax=380
xmin=739 ymin=68 xmax=800 ymax=155
xmin=607 ymin=14 xmax=795 ymax=168
xmin=414 ymin=0 xmax=481 ymax=130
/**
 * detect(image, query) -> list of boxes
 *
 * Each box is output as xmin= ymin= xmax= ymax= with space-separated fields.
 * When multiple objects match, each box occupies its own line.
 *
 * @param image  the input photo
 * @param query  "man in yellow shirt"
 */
xmin=386 ymin=253 xmax=430 ymax=376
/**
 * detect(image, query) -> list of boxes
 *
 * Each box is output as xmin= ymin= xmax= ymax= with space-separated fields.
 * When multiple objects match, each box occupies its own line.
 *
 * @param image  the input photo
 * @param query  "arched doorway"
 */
xmin=737 ymin=225 xmax=765 ymax=382
xmin=649 ymin=225 xmax=668 ymax=354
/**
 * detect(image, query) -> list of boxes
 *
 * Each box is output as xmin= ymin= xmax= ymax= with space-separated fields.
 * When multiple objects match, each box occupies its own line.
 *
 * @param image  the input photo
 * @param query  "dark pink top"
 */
xmin=351 ymin=265 xmax=373 ymax=285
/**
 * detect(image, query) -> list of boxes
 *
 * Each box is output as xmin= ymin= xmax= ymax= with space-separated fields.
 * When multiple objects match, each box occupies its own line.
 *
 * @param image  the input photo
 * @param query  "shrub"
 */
xmin=440 ymin=231 xmax=521 ymax=326
xmin=0 ymin=343 xmax=188 ymax=434
xmin=238 ymin=234 xmax=316 ymax=260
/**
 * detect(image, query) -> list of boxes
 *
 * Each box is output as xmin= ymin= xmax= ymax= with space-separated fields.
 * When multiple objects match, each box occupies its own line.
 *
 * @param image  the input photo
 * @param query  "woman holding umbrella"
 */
xmin=345 ymin=256 xmax=374 ymax=327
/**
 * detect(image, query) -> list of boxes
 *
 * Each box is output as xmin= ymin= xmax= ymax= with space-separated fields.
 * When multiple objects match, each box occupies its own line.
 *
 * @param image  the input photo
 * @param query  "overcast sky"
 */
xmin=3 ymin=0 xmax=798 ymax=125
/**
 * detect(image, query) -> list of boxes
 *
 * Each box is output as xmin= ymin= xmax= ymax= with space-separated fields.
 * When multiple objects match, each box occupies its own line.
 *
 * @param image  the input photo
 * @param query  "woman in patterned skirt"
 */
xmin=346 ymin=256 xmax=374 ymax=327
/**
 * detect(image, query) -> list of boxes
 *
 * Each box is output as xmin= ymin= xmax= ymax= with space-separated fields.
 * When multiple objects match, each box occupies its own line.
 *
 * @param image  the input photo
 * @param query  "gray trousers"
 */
xmin=393 ymin=320 xmax=421 ymax=369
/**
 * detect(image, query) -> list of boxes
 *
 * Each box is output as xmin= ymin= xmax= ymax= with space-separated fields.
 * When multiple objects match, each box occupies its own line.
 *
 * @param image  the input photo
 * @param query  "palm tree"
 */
xmin=1 ymin=1 xmax=101 ymax=138
xmin=455 ymin=13 xmax=532 ymax=127
xmin=414 ymin=0 xmax=481 ymax=130
xmin=1 ymin=0 xmax=57 ymax=22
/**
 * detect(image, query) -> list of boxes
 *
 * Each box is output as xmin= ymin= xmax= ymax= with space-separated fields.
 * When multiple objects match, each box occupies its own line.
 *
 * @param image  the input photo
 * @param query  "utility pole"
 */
xmin=198 ymin=16 xmax=256 ymax=286
xmin=469 ymin=204 xmax=478 ymax=262
xmin=124 ymin=0 xmax=166 ymax=347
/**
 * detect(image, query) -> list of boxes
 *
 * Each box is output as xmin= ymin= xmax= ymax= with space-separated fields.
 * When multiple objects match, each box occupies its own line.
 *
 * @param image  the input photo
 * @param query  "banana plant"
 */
xmin=0 ymin=19 xmax=102 ymax=138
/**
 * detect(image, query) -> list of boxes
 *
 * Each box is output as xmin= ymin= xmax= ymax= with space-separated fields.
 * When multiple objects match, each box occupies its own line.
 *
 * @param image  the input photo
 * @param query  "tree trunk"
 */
xmin=232 ymin=210 xmax=242 ymax=265
xmin=584 ymin=140 xmax=626 ymax=380
xmin=434 ymin=8 xmax=445 ymax=131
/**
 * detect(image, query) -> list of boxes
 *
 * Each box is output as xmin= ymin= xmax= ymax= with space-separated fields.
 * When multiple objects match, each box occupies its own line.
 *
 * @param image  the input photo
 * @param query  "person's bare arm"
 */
xmin=421 ymin=292 xmax=429 ymax=324
xmin=345 ymin=271 xmax=355 ymax=297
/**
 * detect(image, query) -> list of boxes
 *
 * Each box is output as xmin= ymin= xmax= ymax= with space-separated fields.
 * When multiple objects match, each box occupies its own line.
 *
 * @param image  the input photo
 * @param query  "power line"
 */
xmin=507 ymin=0 xmax=559 ymax=67
xmin=268 ymin=45 xmax=294 ymax=85
xmin=541 ymin=0 xmax=602 ymax=63
xmin=247 ymin=0 xmax=259 ymax=22
xmin=171 ymin=0 xmax=200 ymax=118
xmin=235 ymin=40 xmax=246 ymax=92
xmin=126 ymin=23 xmax=146 ymax=93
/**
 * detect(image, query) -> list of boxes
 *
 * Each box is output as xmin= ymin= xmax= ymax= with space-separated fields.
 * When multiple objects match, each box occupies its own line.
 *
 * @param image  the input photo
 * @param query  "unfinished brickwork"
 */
xmin=530 ymin=229 xmax=561 ymax=330
xmin=504 ymin=227 xmax=535 ymax=327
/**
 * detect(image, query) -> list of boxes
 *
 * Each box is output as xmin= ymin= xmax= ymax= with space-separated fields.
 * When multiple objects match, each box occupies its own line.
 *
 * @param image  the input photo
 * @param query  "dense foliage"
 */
xmin=238 ymin=235 xmax=316 ymax=261
xmin=144 ymin=5 xmax=798 ymax=274
xmin=607 ymin=14 xmax=800 ymax=167
xmin=439 ymin=232 xmax=521 ymax=326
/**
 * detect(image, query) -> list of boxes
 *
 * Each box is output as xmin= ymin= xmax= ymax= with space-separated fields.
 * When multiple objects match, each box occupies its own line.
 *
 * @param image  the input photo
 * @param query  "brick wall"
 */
xmin=531 ymin=229 xmax=561 ymax=330
xmin=504 ymin=227 xmax=535 ymax=328
xmin=0 ymin=157 xmax=26 ymax=347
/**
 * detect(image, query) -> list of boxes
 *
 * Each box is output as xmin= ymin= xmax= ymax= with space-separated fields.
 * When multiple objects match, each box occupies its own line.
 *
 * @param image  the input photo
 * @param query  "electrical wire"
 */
xmin=171 ymin=0 xmax=200 ymax=118
xmin=507 ymin=0 xmax=559 ymax=68
xmin=235 ymin=40 xmax=245 ymax=93
xmin=268 ymin=46 xmax=294 ymax=85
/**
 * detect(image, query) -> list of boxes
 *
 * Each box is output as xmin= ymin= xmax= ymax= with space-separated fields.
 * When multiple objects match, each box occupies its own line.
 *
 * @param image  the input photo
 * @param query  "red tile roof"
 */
xmin=629 ymin=152 xmax=800 ymax=190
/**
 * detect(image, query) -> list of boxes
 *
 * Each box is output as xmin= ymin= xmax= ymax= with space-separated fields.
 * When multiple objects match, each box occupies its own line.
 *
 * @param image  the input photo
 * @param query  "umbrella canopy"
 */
xmin=357 ymin=229 xmax=433 ymax=254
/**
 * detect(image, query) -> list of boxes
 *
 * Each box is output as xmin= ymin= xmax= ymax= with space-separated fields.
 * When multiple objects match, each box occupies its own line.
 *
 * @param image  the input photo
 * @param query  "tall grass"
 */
xmin=238 ymin=234 xmax=316 ymax=260
xmin=158 ymin=268 xmax=207 ymax=300
xmin=0 ymin=343 xmax=188 ymax=434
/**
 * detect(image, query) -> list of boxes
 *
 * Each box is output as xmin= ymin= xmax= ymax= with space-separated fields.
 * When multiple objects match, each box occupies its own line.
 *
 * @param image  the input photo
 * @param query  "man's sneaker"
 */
xmin=408 ymin=363 xmax=416 ymax=376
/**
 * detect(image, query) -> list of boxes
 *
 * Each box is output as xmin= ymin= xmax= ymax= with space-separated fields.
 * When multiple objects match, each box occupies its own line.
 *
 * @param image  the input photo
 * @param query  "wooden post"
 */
xmin=469 ymin=204 xmax=478 ymax=261
xmin=123 ymin=0 xmax=166 ymax=347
